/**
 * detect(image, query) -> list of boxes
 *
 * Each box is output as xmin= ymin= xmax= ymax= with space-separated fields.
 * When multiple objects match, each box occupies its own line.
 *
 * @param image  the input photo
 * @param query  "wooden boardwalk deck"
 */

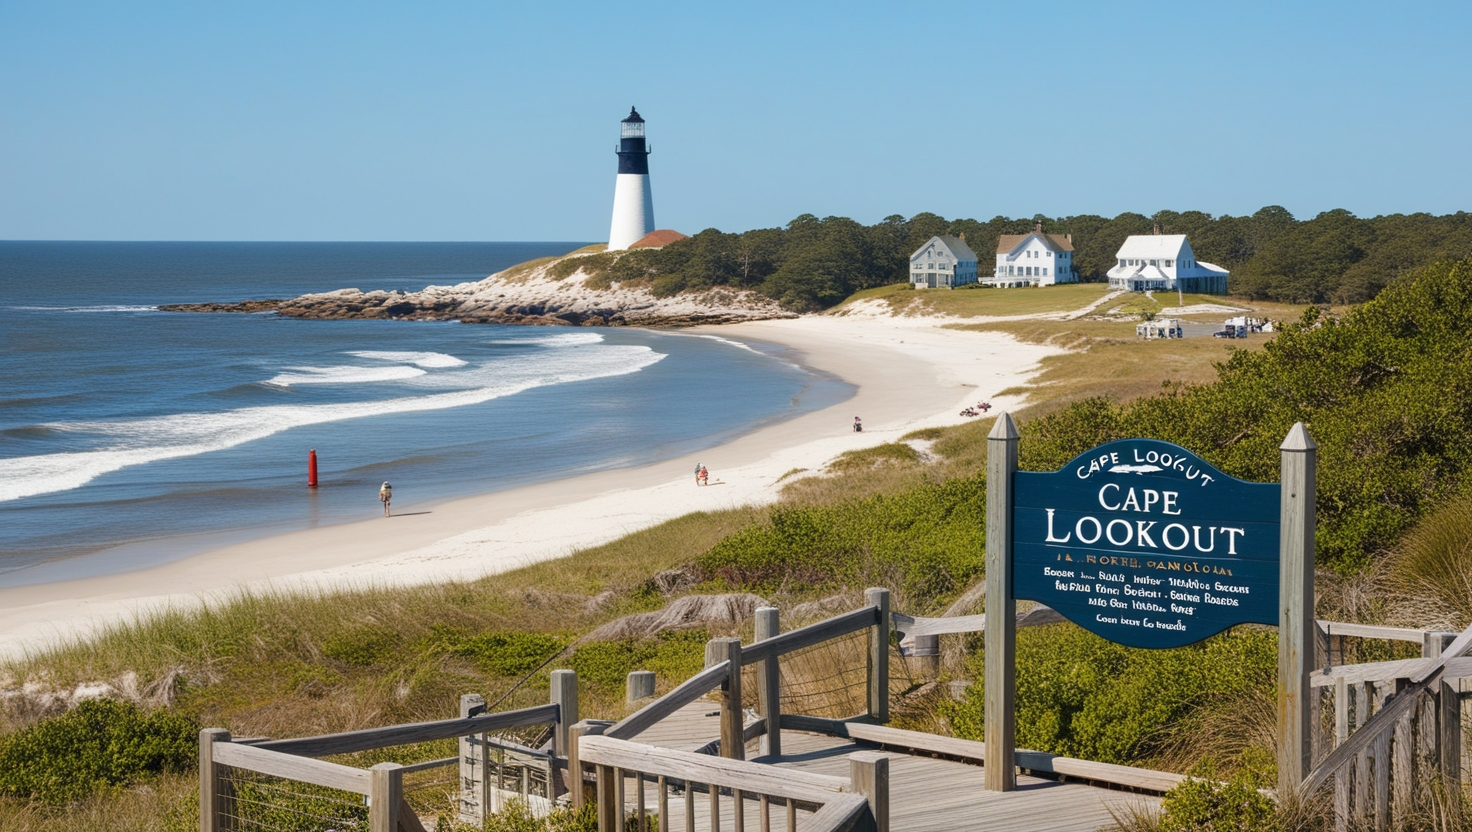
xmin=627 ymin=703 xmax=1159 ymax=832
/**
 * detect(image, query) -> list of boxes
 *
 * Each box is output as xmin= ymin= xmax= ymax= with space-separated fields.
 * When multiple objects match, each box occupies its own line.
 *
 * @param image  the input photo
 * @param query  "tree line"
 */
xmin=595 ymin=208 xmax=1472 ymax=311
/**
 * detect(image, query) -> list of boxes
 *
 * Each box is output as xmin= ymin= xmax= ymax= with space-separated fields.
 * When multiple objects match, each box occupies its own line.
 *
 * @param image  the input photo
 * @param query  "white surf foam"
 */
xmin=10 ymin=305 xmax=160 ymax=313
xmin=0 ymin=346 xmax=664 ymax=504
xmin=346 ymin=351 xmax=468 ymax=368
xmin=266 ymin=365 xmax=428 ymax=386
xmin=490 ymin=332 xmax=605 ymax=348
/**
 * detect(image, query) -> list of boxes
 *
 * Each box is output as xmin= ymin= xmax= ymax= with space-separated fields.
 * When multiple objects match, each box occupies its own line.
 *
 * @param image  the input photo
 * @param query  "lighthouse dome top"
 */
xmin=620 ymin=107 xmax=646 ymax=139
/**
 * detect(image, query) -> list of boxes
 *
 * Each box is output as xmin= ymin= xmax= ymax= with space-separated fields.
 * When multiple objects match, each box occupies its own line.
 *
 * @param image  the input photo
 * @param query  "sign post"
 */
xmin=983 ymin=417 xmax=1316 ymax=794
xmin=984 ymin=415 xmax=1018 ymax=791
xmin=1278 ymin=423 xmax=1316 ymax=797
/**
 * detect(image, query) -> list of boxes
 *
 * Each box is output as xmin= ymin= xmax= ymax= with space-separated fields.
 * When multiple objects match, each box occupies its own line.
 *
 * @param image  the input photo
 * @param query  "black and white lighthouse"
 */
xmin=608 ymin=107 xmax=655 ymax=251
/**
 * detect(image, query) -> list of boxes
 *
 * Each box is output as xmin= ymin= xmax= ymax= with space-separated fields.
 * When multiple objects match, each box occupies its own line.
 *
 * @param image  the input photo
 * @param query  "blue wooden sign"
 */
xmin=1012 ymin=438 xmax=1280 ymax=649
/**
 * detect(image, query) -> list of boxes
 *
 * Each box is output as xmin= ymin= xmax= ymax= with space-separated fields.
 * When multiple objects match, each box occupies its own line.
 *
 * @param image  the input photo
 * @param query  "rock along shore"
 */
xmin=159 ymin=251 xmax=796 ymax=327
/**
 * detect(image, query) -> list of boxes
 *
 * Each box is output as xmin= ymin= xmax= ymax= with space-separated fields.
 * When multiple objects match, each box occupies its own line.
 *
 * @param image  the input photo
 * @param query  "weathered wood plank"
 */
xmin=578 ymin=735 xmax=848 ymax=806
xmin=1317 ymin=621 xmax=1443 ymax=644
xmin=740 ymin=608 xmax=879 ymax=666
xmin=778 ymin=713 xmax=1185 ymax=794
xmin=255 ymin=703 xmax=559 ymax=757
xmin=708 ymin=639 xmax=744 ymax=762
xmin=607 ymin=662 xmax=731 ymax=741
xmin=1312 ymin=658 xmax=1436 ymax=688
xmin=213 ymin=741 xmax=372 ymax=794
xmin=802 ymin=795 xmax=868 ymax=832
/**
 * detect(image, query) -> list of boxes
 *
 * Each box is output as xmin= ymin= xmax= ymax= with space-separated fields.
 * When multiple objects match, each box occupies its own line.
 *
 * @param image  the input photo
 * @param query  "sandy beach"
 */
xmin=0 ymin=310 xmax=1064 ymax=658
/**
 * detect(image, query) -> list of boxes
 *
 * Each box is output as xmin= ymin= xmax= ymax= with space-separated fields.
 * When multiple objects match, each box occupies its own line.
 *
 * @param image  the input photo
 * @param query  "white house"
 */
xmin=985 ymin=223 xmax=1077 ymax=287
xmin=1107 ymin=232 xmax=1229 ymax=294
xmin=909 ymin=235 xmax=979 ymax=289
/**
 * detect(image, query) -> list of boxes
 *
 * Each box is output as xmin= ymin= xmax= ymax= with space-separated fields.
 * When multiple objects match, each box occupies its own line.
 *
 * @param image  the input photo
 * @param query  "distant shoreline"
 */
xmin=0 ymin=312 xmax=1064 ymax=657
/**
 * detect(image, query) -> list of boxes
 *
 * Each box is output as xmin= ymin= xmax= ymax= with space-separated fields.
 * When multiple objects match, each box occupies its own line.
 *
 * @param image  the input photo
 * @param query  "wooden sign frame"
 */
xmin=983 ymin=414 xmax=1316 ymax=796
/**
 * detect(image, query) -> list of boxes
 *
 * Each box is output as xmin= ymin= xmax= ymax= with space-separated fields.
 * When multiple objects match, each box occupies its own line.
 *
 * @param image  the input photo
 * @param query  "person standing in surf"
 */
xmin=379 ymin=482 xmax=392 ymax=516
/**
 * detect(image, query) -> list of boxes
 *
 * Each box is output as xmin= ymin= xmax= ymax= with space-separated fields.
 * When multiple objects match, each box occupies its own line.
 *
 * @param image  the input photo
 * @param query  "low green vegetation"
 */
xmin=0 ymin=699 xmax=196 ymax=803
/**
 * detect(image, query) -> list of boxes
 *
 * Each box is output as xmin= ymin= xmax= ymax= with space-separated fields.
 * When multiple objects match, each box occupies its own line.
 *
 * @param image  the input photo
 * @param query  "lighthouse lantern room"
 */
xmin=608 ymin=107 xmax=655 ymax=251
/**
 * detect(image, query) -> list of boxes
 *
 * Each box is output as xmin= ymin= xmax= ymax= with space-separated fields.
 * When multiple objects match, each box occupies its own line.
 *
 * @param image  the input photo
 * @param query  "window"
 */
xmin=1043 ymin=267 xmax=1049 ymax=276
xmin=1165 ymin=260 xmax=1173 ymax=267
xmin=1046 ymin=251 xmax=1052 ymax=257
xmin=1119 ymin=259 xmax=1126 ymax=267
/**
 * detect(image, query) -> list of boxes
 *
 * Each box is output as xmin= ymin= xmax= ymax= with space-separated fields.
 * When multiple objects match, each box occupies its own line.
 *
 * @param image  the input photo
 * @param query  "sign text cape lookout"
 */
xmin=983 ymin=414 xmax=1318 ymax=798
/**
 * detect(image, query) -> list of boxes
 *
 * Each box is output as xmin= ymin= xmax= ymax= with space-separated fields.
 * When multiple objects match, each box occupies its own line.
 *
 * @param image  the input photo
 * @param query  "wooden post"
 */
xmin=705 ymin=637 xmax=744 ymax=761
xmin=865 ymin=587 xmax=890 ymax=724
xmin=985 ymin=413 xmax=1019 ymax=792
xmin=1441 ymin=679 xmax=1462 ymax=787
xmin=627 ymin=671 xmax=656 ymax=705
xmin=459 ymin=693 xmax=487 ymax=823
xmin=596 ymin=764 xmax=619 ymax=831
xmin=199 ymin=728 xmax=231 ymax=832
xmin=754 ymin=606 xmax=782 ymax=758
xmin=369 ymin=763 xmax=404 ymax=832
xmin=568 ymin=721 xmax=605 ymax=809
xmin=551 ymin=670 xmax=578 ymax=758
xmin=849 ymin=751 xmax=889 ymax=832
xmin=1278 ymin=422 xmax=1316 ymax=798
xmin=1424 ymin=632 xmax=1456 ymax=658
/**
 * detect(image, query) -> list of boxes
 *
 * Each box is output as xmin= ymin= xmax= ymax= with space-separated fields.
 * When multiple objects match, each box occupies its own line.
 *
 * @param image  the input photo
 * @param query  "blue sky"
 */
xmin=2 ymin=1 xmax=1468 ymax=241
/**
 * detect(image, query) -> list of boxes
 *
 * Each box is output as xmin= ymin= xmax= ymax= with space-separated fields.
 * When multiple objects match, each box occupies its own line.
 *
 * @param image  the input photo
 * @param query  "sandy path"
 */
xmin=0 ymin=312 xmax=1065 ymax=658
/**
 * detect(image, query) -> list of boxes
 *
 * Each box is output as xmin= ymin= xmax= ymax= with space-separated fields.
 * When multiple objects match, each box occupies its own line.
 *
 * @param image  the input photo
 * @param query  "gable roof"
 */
xmin=1115 ymin=234 xmax=1190 ymax=260
xmin=996 ymin=232 xmax=1074 ymax=255
xmin=912 ymin=235 xmax=977 ymax=262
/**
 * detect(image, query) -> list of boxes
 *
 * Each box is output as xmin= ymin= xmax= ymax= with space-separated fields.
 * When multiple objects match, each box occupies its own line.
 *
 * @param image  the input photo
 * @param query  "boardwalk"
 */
xmin=629 ymin=702 xmax=1159 ymax=832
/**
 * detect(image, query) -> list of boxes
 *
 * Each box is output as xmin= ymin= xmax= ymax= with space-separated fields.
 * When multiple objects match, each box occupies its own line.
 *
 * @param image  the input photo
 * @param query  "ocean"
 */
xmin=0 ymin=242 xmax=849 ymax=586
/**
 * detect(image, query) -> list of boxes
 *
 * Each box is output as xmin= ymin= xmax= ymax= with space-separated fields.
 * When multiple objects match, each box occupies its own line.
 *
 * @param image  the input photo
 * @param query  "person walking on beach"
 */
xmin=379 ymin=482 xmax=392 ymax=517
xmin=698 ymin=465 xmax=709 ymax=486
xmin=853 ymin=416 xmax=863 ymax=432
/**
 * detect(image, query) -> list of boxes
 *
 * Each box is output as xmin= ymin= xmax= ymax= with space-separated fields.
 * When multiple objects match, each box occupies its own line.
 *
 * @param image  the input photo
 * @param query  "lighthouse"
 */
xmin=607 ymin=107 xmax=655 ymax=251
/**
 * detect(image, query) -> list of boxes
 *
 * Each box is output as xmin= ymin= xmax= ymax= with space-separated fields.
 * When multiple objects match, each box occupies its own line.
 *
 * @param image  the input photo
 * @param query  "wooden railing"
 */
xmin=201 ymin=692 xmax=570 ymax=831
xmin=1302 ymin=621 xmax=1472 ymax=831
xmin=577 ymin=734 xmax=881 ymax=832
xmin=569 ymin=589 xmax=891 ymax=830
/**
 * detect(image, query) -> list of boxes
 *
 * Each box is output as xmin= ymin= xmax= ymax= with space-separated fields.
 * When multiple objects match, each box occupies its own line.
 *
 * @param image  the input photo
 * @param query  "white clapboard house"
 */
xmin=909 ymin=235 xmax=979 ymax=289
xmin=1106 ymin=232 xmax=1230 ymax=294
xmin=985 ymin=222 xmax=1077 ymax=287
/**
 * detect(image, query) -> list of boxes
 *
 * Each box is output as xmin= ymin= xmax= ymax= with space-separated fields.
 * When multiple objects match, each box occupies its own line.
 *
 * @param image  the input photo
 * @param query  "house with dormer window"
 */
xmin=1106 ymin=232 xmax=1229 ymax=294
xmin=985 ymin=222 xmax=1077 ymax=287
xmin=909 ymin=235 xmax=979 ymax=289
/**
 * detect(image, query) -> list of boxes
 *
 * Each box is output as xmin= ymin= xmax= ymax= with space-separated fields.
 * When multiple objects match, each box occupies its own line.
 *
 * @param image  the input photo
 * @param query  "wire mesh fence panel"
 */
xmin=218 ymin=765 xmax=368 ymax=832
xmin=777 ymin=630 xmax=870 ymax=718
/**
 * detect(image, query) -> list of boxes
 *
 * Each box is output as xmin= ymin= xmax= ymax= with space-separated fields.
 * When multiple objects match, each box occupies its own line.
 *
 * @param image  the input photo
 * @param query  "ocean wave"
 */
xmin=346 ymin=351 xmax=468 ymax=368
xmin=266 ymin=365 xmax=428 ymax=386
xmin=488 ymin=332 xmax=605 ymax=348
xmin=0 ymin=346 xmax=664 ymax=503
xmin=8 ymin=304 xmax=161 ymax=313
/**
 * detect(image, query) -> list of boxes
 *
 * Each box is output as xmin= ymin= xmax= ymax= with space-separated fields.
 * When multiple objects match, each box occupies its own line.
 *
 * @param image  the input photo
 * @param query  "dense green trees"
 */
xmin=603 ymin=207 xmax=1472 ymax=310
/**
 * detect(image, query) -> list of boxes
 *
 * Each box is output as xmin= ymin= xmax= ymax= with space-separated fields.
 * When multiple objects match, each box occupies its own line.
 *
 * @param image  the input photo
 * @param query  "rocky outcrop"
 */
xmin=159 ymin=252 xmax=797 ymax=327
xmin=158 ymin=300 xmax=284 ymax=313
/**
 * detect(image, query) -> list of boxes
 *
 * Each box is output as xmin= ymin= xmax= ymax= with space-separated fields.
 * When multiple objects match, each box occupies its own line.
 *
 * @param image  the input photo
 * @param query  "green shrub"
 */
xmin=945 ymin=626 xmax=1276 ymax=765
xmin=699 ymin=476 xmax=986 ymax=601
xmin=321 ymin=624 xmax=401 ymax=667
xmin=1156 ymin=759 xmax=1277 ymax=832
xmin=441 ymin=631 xmax=569 ymax=678
xmin=569 ymin=630 xmax=708 ymax=697
xmin=0 ymin=699 xmax=198 ymax=802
